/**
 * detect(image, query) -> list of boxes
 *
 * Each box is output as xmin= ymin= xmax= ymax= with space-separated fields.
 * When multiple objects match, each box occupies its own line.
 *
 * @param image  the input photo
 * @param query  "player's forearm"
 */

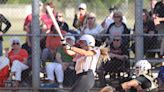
xmin=71 ymin=46 xmax=95 ymax=56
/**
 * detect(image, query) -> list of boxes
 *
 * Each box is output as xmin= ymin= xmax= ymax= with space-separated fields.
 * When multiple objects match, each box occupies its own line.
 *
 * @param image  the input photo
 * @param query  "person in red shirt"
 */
xmin=41 ymin=1 xmax=56 ymax=33
xmin=41 ymin=25 xmax=67 ymax=88
xmin=7 ymin=37 xmax=29 ymax=87
xmin=23 ymin=1 xmax=48 ymax=51
xmin=0 ymin=56 xmax=10 ymax=87
xmin=46 ymin=25 xmax=67 ymax=50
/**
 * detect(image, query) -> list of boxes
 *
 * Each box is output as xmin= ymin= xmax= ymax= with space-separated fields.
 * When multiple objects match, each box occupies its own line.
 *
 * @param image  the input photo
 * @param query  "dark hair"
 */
xmin=109 ymin=5 xmax=117 ymax=13
xmin=143 ymin=9 xmax=151 ymax=21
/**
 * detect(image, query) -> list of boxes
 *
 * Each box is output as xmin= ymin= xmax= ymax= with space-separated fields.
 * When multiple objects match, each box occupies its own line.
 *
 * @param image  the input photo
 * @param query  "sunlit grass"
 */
xmin=7 ymin=0 xmax=31 ymax=4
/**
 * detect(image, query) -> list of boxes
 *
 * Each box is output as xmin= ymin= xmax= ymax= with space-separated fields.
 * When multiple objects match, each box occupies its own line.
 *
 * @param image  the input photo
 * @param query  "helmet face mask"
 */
xmin=135 ymin=66 xmax=148 ymax=76
xmin=134 ymin=60 xmax=151 ymax=76
xmin=77 ymin=40 xmax=87 ymax=48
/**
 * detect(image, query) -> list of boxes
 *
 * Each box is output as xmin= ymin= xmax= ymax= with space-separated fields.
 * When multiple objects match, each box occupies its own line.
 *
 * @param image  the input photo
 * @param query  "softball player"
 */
xmin=61 ymin=34 xmax=100 ymax=92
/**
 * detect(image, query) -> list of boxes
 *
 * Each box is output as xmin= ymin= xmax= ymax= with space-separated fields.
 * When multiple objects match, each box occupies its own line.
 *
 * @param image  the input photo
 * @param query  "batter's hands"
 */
xmin=65 ymin=44 xmax=72 ymax=50
xmin=61 ymin=39 xmax=67 ymax=45
xmin=61 ymin=39 xmax=72 ymax=50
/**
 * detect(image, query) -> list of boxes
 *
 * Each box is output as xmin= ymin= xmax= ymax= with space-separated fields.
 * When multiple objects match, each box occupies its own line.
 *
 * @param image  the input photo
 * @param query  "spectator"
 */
xmin=97 ymin=37 xmax=129 ymax=87
xmin=56 ymin=34 xmax=76 ymax=71
xmin=105 ymin=11 xmax=130 ymax=49
xmin=73 ymin=3 xmax=88 ymax=31
xmin=41 ymin=1 xmax=56 ymax=33
xmin=23 ymin=14 xmax=47 ymax=52
xmin=153 ymin=0 xmax=164 ymax=26
xmin=99 ymin=85 xmax=114 ymax=92
xmin=101 ymin=6 xmax=127 ymax=31
xmin=39 ymin=2 xmax=54 ymax=50
xmin=115 ymin=60 xmax=158 ymax=92
xmin=153 ymin=0 xmax=164 ymax=58
xmin=56 ymin=11 xmax=69 ymax=32
xmin=23 ymin=1 xmax=45 ymax=33
xmin=61 ymin=34 xmax=101 ymax=92
xmin=23 ymin=1 xmax=47 ymax=52
xmin=81 ymin=12 xmax=104 ymax=46
xmin=7 ymin=37 xmax=29 ymax=87
xmin=56 ymin=34 xmax=76 ymax=86
xmin=131 ymin=9 xmax=158 ymax=58
xmin=41 ymin=47 xmax=64 ymax=88
xmin=0 ymin=14 xmax=11 ymax=56
xmin=41 ymin=25 xmax=67 ymax=88
xmin=0 ymin=56 xmax=10 ymax=87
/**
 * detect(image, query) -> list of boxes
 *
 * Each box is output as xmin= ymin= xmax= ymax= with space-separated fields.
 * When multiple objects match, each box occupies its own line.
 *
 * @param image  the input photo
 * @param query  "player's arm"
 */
xmin=115 ymin=79 xmax=142 ymax=91
xmin=63 ymin=45 xmax=95 ymax=56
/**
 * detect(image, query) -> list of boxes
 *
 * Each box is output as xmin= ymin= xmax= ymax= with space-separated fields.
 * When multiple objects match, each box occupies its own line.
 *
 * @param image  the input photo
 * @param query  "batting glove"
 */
xmin=65 ymin=44 xmax=72 ymax=50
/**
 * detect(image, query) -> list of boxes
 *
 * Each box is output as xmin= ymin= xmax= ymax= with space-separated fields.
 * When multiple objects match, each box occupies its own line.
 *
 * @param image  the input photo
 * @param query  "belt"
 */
xmin=77 ymin=69 xmax=92 ymax=76
xmin=77 ymin=71 xmax=88 ymax=76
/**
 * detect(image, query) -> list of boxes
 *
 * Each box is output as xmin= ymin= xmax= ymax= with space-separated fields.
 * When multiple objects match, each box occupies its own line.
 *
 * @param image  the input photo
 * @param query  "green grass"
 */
xmin=7 ymin=0 xmax=31 ymax=4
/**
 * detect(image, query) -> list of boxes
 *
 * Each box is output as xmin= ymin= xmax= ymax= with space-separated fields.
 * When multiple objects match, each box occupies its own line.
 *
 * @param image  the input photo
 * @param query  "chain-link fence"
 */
xmin=0 ymin=0 xmax=164 ymax=92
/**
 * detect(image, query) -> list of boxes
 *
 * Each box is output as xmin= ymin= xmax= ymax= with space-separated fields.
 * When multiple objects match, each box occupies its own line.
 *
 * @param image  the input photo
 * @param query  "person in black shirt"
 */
xmin=131 ymin=9 xmax=158 ymax=58
xmin=56 ymin=11 xmax=69 ymax=32
xmin=143 ymin=9 xmax=158 ymax=57
xmin=104 ymin=37 xmax=129 ymax=75
xmin=153 ymin=0 xmax=164 ymax=25
xmin=97 ymin=37 xmax=129 ymax=87
xmin=0 ymin=14 xmax=11 ymax=56
xmin=115 ymin=60 xmax=158 ymax=92
xmin=153 ymin=0 xmax=164 ymax=57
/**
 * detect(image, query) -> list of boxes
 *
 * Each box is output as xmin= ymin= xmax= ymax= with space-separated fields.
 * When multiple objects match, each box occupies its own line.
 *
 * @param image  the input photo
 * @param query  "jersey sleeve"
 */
xmin=135 ymin=75 xmax=151 ymax=89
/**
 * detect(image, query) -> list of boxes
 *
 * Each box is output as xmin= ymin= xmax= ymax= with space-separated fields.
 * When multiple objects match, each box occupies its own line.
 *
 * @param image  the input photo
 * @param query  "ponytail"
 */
xmin=100 ymin=47 xmax=110 ymax=63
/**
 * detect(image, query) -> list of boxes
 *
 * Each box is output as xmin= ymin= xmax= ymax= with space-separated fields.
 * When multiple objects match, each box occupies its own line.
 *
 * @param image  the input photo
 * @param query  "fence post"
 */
xmin=135 ymin=0 xmax=144 ymax=61
xmin=32 ymin=0 xmax=40 ymax=92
